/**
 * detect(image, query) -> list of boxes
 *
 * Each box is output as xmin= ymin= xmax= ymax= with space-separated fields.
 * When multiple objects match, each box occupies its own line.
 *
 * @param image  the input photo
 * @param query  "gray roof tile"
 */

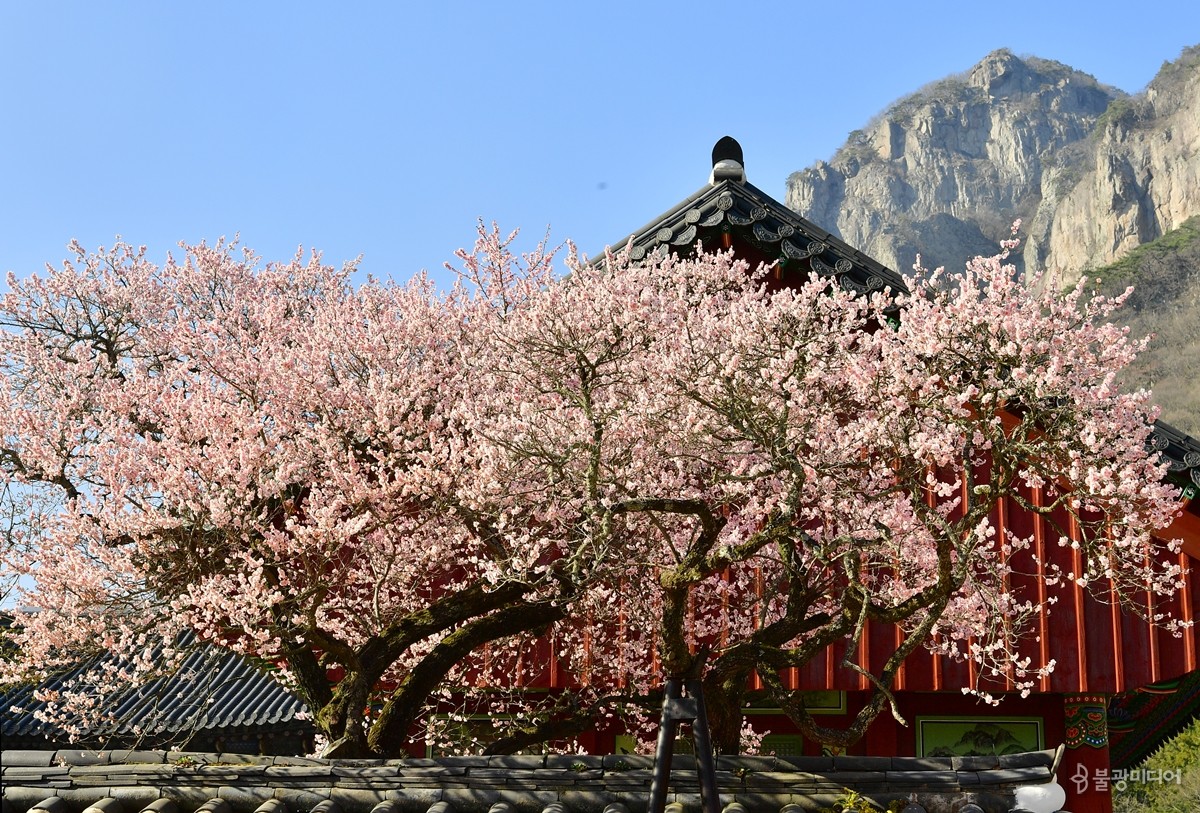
xmin=1 ymin=749 xmax=1065 ymax=813
xmin=1 ymin=642 xmax=309 ymax=747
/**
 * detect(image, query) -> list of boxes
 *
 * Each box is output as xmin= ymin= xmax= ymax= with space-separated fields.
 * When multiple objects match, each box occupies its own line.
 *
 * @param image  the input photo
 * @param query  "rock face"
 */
xmin=786 ymin=48 xmax=1121 ymax=277
xmin=786 ymin=45 xmax=1200 ymax=434
xmin=1043 ymin=47 xmax=1200 ymax=283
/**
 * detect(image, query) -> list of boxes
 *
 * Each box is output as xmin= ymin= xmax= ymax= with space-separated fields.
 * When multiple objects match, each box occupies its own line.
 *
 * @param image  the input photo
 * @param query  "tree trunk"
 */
xmin=702 ymin=670 xmax=748 ymax=755
xmin=366 ymin=599 xmax=567 ymax=756
xmin=315 ymin=671 xmax=372 ymax=758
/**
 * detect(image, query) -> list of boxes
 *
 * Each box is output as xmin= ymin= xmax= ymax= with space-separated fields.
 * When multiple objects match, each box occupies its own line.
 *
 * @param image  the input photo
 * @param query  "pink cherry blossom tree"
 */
xmin=1 ymin=225 xmax=1185 ymax=757
xmin=446 ymin=227 xmax=1185 ymax=753
xmin=0 ymin=232 xmax=629 ymax=757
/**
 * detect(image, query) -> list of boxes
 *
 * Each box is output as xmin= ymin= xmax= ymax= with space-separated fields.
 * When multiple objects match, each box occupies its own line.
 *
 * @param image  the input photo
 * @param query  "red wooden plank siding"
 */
xmin=1151 ymin=554 xmax=1189 ymax=680
xmin=1004 ymin=486 xmax=1054 ymax=692
xmin=524 ymin=468 xmax=1197 ymax=700
xmin=1119 ymin=595 xmax=1154 ymax=688
xmin=1047 ymin=501 xmax=1084 ymax=691
xmin=785 ymin=500 xmax=1198 ymax=695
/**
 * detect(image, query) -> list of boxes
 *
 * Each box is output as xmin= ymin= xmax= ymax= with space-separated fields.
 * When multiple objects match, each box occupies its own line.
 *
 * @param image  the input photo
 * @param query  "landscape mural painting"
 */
xmin=917 ymin=717 xmax=1044 ymax=757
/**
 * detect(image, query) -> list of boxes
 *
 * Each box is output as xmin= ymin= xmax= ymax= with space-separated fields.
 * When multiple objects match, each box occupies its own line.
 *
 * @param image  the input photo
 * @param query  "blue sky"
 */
xmin=2 ymin=1 xmax=1197 ymax=291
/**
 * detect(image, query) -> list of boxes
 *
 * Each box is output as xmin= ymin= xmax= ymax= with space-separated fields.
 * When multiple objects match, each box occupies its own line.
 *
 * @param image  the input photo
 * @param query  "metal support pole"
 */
xmin=647 ymin=679 xmax=681 ymax=813
xmin=646 ymin=677 xmax=721 ymax=813
xmin=687 ymin=679 xmax=721 ymax=813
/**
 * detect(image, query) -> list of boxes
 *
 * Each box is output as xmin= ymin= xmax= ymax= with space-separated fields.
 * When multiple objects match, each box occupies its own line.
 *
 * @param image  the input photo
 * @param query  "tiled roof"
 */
xmin=1149 ymin=419 xmax=1200 ymax=501
xmin=597 ymin=178 xmax=909 ymax=301
xmin=1 ymin=748 xmax=1065 ymax=813
xmin=1 ymin=642 xmax=310 ymax=747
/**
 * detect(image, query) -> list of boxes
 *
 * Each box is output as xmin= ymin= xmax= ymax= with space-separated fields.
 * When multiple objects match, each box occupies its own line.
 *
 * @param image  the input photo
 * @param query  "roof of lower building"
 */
xmin=0 ymin=641 xmax=311 ymax=748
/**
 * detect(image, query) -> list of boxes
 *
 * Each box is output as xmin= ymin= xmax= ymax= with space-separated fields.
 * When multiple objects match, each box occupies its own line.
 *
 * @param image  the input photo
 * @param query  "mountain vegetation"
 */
xmin=1096 ymin=216 xmax=1200 ymax=434
xmin=1113 ymin=718 xmax=1200 ymax=813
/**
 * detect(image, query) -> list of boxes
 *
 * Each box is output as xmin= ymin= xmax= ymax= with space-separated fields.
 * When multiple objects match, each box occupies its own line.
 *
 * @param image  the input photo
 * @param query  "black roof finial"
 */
xmin=712 ymin=136 xmax=744 ymax=168
xmin=709 ymin=136 xmax=746 ymax=183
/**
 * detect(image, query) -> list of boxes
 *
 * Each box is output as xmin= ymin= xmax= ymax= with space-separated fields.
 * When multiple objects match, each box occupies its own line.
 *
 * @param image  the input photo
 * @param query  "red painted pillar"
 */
xmin=1061 ymin=694 xmax=1112 ymax=813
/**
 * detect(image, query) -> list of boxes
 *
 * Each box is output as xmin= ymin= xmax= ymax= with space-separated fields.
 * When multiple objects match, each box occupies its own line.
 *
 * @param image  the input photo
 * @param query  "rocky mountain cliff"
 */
xmin=1039 ymin=46 xmax=1200 ymax=283
xmin=786 ymin=46 xmax=1200 ymax=434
